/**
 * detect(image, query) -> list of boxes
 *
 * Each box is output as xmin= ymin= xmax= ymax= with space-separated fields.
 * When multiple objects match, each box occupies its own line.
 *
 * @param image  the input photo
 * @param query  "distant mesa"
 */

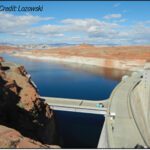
xmin=76 ymin=43 xmax=95 ymax=49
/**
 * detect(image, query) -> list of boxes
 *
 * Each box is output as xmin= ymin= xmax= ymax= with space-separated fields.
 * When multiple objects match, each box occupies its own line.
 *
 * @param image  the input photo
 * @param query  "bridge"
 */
xmin=40 ymin=96 xmax=108 ymax=115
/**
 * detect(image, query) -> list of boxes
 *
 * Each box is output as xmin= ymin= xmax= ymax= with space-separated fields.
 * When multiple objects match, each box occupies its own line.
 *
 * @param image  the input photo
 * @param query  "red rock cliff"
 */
xmin=0 ymin=58 xmax=59 ymax=148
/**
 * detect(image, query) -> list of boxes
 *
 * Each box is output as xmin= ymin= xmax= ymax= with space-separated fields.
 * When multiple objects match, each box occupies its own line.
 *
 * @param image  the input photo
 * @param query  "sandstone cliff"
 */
xmin=0 ymin=58 xmax=59 ymax=148
xmin=0 ymin=46 xmax=21 ymax=53
xmin=14 ymin=45 xmax=150 ymax=71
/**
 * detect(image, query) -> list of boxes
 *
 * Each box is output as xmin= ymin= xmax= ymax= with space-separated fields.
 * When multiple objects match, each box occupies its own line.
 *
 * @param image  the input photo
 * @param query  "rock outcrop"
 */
xmin=0 ymin=125 xmax=59 ymax=148
xmin=14 ymin=45 xmax=150 ymax=71
xmin=0 ymin=46 xmax=21 ymax=53
xmin=0 ymin=58 xmax=59 ymax=148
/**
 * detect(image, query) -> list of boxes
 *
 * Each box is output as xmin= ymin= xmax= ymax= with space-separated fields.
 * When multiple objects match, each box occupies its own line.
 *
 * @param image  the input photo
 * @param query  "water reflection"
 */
xmin=4 ymin=54 xmax=130 ymax=81
xmin=55 ymin=62 xmax=131 ymax=81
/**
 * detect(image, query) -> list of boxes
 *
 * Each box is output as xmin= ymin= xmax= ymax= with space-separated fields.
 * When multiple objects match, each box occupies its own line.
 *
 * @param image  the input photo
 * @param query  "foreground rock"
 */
xmin=0 ymin=58 xmax=59 ymax=148
xmin=0 ymin=125 xmax=60 ymax=148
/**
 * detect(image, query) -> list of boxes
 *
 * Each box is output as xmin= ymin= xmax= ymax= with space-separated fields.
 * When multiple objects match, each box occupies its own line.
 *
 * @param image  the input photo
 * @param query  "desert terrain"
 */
xmin=31 ymin=44 xmax=150 ymax=60
xmin=0 ymin=45 xmax=22 ymax=53
xmin=13 ymin=44 xmax=150 ymax=71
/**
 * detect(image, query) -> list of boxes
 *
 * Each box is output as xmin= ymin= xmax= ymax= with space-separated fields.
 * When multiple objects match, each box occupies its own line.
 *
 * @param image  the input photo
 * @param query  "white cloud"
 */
xmin=0 ymin=13 xmax=53 ymax=33
xmin=61 ymin=18 xmax=119 ymax=35
xmin=0 ymin=12 xmax=150 ymax=45
xmin=62 ymin=18 xmax=100 ymax=26
xmin=103 ymin=14 xmax=122 ymax=20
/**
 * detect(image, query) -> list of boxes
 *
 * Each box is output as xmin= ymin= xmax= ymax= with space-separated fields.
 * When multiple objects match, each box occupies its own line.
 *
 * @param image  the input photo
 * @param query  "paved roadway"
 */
xmin=41 ymin=96 xmax=108 ymax=115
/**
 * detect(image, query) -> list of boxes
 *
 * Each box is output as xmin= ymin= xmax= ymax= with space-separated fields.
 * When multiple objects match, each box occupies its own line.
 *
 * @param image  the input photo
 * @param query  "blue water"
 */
xmin=1 ymin=53 xmax=123 ymax=148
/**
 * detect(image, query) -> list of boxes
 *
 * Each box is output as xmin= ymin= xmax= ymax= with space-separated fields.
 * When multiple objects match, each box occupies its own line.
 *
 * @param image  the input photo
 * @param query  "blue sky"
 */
xmin=0 ymin=1 xmax=150 ymax=45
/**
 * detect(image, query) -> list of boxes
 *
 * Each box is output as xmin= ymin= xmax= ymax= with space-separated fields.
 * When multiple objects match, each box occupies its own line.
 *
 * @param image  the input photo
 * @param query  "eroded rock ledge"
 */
xmin=0 ymin=57 xmax=60 ymax=148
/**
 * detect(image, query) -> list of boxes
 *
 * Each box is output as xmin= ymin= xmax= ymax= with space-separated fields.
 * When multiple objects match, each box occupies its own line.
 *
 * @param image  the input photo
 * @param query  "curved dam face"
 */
xmin=99 ymin=63 xmax=150 ymax=148
xmin=130 ymin=66 xmax=150 ymax=147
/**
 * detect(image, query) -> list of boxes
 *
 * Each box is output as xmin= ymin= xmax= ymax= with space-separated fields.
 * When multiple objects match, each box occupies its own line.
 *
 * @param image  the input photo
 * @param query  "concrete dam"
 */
xmin=98 ymin=63 xmax=150 ymax=148
xmin=2 ymin=61 xmax=150 ymax=148
xmin=42 ymin=63 xmax=150 ymax=148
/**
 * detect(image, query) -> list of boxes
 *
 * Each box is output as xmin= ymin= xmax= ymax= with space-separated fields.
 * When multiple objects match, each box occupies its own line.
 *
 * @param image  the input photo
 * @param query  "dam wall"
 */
xmin=98 ymin=65 xmax=150 ymax=148
xmin=130 ymin=64 xmax=150 ymax=147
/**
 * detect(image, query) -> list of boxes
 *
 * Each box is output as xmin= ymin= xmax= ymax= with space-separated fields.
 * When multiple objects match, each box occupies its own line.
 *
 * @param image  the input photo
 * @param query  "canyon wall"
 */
xmin=0 ymin=58 xmax=59 ymax=148
xmin=15 ymin=54 xmax=146 ymax=71
xmin=14 ymin=45 xmax=150 ymax=71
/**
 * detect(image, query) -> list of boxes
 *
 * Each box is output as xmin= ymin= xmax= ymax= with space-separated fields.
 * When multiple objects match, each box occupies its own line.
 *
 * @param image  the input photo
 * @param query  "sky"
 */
xmin=0 ymin=1 xmax=150 ymax=45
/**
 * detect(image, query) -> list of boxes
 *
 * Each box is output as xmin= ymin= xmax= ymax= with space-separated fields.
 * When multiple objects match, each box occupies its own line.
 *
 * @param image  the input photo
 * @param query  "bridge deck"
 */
xmin=40 ymin=96 xmax=108 ymax=115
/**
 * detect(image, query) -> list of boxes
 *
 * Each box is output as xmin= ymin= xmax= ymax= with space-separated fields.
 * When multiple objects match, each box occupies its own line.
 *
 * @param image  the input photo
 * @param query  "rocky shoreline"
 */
xmin=14 ymin=53 xmax=146 ymax=71
xmin=0 ymin=57 xmax=60 ymax=148
xmin=13 ymin=44 xmax=150 ymax=71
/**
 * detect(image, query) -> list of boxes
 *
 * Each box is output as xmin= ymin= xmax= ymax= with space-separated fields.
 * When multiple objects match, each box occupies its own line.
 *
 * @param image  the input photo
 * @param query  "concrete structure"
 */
xmin=41 ymin=96 xmax=108 ymax=115
xmin=98 ymin=63 xmax=150 ymax=148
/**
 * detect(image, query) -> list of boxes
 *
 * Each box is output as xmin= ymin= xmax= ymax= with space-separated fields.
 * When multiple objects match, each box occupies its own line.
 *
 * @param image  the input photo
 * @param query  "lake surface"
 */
xmin=1 ymin=53 xmax=128 ymax=148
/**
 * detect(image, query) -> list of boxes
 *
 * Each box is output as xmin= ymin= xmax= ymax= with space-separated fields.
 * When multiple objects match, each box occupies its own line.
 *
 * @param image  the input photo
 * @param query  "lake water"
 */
xmin=1 ymin=53 xmax=129 ymax=148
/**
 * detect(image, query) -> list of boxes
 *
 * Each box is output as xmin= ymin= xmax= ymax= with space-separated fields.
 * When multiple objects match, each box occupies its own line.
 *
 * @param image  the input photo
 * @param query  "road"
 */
xmin=41 ymin=96 xmax=108 ymax=115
